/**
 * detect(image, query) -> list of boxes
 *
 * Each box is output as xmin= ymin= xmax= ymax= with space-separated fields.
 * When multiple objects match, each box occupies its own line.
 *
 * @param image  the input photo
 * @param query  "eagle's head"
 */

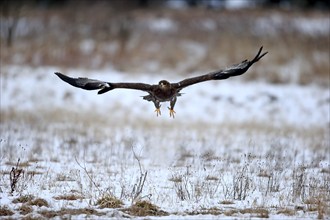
xmin=158 ymin=80 xmax=170 ymax=89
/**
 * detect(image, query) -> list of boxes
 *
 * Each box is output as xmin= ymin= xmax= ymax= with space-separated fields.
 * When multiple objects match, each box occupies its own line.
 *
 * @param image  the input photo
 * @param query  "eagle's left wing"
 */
xmin=172 ymin=46 xmax=267 ymax=90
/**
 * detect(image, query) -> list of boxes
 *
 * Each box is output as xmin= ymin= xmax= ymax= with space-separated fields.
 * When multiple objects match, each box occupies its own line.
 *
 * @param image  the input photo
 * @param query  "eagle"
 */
xmin=55 ymin=46 xmax=267 ymax=118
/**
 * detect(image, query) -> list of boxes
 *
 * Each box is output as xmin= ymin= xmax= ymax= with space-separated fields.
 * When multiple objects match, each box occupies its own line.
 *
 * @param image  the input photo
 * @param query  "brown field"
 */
xmin=1 ymin=2 xmax=329 ymax=86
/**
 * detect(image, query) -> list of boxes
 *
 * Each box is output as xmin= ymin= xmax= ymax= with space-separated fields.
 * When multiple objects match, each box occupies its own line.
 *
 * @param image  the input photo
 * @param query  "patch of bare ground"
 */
xmin=123 ymin=200 xmax=168 ymax=216
xmin=38 ymin=208 xmax=104 ymax=218
xmin=223 ymin=209 xmax=239 ymax=216
xmin=188 ymin=207 xmax=222 ymax=215
xmin=321 ymin=168 xmax=330 ymax=174
xmin=21 ymin=215 xmax=45 ymax=220
xmin=53 ymin=194 xmax=84 ymax=201
xmin=12 ymin=195 xmax=49 ymax=207
xmin=220 ymin=200 xmax=235 ymax=205
xmin=12 ymin=195 xmax=35 ymax=204
xmin=240 ymin=208 xmax=270 ymax=218
xmin=18 ymin=204 xmax=33 ymax=215
xmin=27 ymin=198 xmax=49 ymax=207
xmin=0 ymin=206 xmax=14 ymax=216
xmin=276 ymin=208 xmax=296 ymax=216
xmin=205 ymin=175 xmax=219 ymax=181
xmin=5 ymin=161 xmax=31 ymax=167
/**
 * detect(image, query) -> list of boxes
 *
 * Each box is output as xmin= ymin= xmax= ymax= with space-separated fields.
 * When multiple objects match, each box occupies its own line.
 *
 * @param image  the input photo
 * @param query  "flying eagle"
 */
xmin=55 ymin=46 xmax=267 ymax=118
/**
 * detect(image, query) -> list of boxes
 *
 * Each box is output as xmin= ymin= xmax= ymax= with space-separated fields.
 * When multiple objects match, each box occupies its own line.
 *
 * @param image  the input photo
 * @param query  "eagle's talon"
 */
xmin=168 ymin=107 xmax=176 ymax=118
xmin=155 ymin=108 xmax=161 ymax=117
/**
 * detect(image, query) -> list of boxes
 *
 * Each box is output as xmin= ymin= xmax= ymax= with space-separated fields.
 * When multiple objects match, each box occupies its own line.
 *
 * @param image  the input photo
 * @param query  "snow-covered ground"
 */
xmin=0 ymin=66 xmax=329 ymax=219
xmin=1 ymin=65 xmax=329 ymax=126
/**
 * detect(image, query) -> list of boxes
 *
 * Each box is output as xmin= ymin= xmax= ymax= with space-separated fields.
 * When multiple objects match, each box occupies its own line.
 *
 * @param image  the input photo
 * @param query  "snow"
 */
xmin=293 ymin=17 xmax=330 ymax=37
xmin=254 ymin=15 xmax=330 ymax=37
xmin=147 ymin=18 xmax=178 ymax=32
xmin=0 ymin=65 xmax=329 ymax=219
xmin=1 ymin=5 xmax=329 ymax=218
xmin=79 ymin=39 xmax=96 ymax=55
xmin=200 ymin=19 xmax=217 ymax=31
xmin=1 ymin=66 xmax=328 ymax=126
xmin=224 ymin=0 xmax=254 ymax=10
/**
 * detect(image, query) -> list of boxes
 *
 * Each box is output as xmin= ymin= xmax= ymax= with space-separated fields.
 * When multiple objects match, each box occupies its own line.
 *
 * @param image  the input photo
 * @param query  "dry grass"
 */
xmin=38 ymin=208 xmax=104 ymax=218
xmin=21 ymin=215 xmax=44 ymax=220
xmin=55 ymin=173 xmax=75 ymax=181
xmin=28 ymin=198 xmax=49 ymax=207
xmin=0 ymin=206 xmax=14 ymax=216
xmin=188 ymin=207 xmax=222 ymax=215
xmin=96 ymin=194 xmax=123 ymax=209
xmin=205 ymin=176 xmax=219 ymax=181
xmin=240 ymin=208 xmax=270 ymax=218
xmin=224 ymin=209 xmax=239 ymax=216
xmin=124 ymin=200 xmax=168 ymax=216
xmin=1 ymin=4 xmax=329 ymax=86
xmin=53 ymin=194 xmax=84 ymax=201
xmin=304 ymin=197 xmax=328 ymax=219
xmin=168 ymin=176 xmax=183 ymax=183
xmin=220 ymin=200 xmax=235 ymax=205
xmin=12 ymin=196 xmax=49 ymax=208
xmin=1 ymin=107 xmax=328 ymax=144
xmin=196 ymin=207 xmax=270 ymax=218
xmin=5 ymin=161 xmax=30 ymax=167
xmin=18 ymin=205 xmax=33 ymax=215
xmin=276 ymin=208 xmax=296 ymax=216
xmin=12 ymin=195 xmax=34 ymax=204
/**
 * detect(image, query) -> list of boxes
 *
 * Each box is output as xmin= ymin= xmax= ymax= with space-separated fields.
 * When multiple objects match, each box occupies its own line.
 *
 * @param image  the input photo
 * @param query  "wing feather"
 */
xmin=173 ymin=46 xmax=267 ymax=90
xmin=110 ymin=82 xmax=154 ymax=92
xmin=54 ymin=72 xmax=153 ymax=94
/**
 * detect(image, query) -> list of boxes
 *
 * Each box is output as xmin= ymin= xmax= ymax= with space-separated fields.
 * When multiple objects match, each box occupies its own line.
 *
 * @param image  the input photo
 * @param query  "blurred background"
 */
xmin=1 ymin=0 xmax=329 ymax=86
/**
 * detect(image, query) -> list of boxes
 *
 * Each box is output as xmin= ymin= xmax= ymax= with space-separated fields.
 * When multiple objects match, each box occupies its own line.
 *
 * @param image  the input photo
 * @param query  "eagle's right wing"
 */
xmin=54 ymin=72 xmax=153 ymax=94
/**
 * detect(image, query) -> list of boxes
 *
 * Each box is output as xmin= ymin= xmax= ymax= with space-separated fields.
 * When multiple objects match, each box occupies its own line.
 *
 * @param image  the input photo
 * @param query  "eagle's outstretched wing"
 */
xmin=172 ymin=46 xmax=268 ymax=90
xmin=54 ymin=72 xmax=153 ymax=94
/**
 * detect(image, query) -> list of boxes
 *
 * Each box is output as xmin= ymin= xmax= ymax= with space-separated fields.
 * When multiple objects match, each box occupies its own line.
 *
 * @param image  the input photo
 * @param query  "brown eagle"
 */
xmin=55 ymin=46 xmax=267 ymax=118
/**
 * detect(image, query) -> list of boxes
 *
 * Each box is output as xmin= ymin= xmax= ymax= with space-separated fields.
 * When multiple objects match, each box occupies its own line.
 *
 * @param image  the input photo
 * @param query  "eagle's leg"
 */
xmin=168 ymin=108 xmax=176 ymax=118
xmin=153 ymin=101 xmax=161 ymax=117
xmin=168 ymin=97 xmax=177 ymax=118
